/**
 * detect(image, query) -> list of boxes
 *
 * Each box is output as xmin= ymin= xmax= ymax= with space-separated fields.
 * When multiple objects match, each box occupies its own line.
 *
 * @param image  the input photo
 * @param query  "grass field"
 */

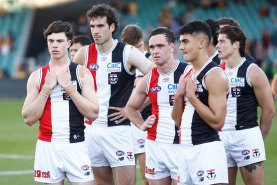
xmin=0 ymin=99 xmax=276 ymax=185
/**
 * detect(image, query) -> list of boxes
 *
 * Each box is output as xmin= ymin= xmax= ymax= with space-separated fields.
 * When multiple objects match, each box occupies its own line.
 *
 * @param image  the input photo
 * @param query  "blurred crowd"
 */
xmin=1 ymin=0 xmax=277 ymax=82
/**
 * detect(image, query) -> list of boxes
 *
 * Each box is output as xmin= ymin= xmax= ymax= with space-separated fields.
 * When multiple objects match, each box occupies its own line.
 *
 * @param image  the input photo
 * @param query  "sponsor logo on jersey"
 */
xmin=137 ymin=139 xmax=145 ymax=144
xmin=89 ymin=64 xmax=99 ymax=71
xmin=169 ymin=95 xmax=175 ymax=106
xmin=150 ymin=85 xmax=161 ymax=93
xmin=231 ymin=87 xmax=241 ymax=97
xmin=196 ymin=81 xmax=203 ymax=92
xmin=107 ymin=62 xmax=121 ymax=72
xmin=34 ymin=170 xmax=50 ymax=178
xmin=242 ymin=150 xmax=250 ymax=155
xmin=230 ymin=77 xmax=245 ymax=87
xmin=162 ymin=77 xmax=169 ymax=82
xmin=252 ymin=148 xmax=260 ymax=158
xmin=197 ymin=170 xmax=204 ymax=177
xmin=168 ymin=84 xmax=178 ymax=90
xmin=207 ymin=169 xmax=216 ymax=180
xmin=116 ymin=151 xmax=125 ymax=156
xmin=81 ymin=165 xmax=90 ymax=171
xmin=146 ymin=166 xmax=155 ymax=175
xmin=108 ymin=73 xmax=118 ymax=84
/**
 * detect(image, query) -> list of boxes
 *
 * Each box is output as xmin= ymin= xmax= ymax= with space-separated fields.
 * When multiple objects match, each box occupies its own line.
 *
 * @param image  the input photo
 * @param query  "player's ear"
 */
xmin=110 ymin=23 xmax=115 ymax=33
xmin=67 ymin=40 xmax=72 ymax=49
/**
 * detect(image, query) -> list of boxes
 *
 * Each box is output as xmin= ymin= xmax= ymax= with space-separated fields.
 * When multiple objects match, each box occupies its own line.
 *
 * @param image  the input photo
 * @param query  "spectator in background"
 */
xmin=262 ymin=28 xmax=271 ymax=49
xmin=259 ymin=4 xmax=269 ymax=18
xmin=253 ymin=41 xmax=267 ymax=68
xmin=159 ymin=5 xmax=172 ymax=27
xmin=12 ymin=63 xmax=27 ymax=79
xmin=76 ymin=15 xmax=90 ymax=36
xmin=1 ymin=32 xmax=14 ymax=55
xmin=70 ymin=35 xmax=92 ymax=61
xmin=128 ymin=1 xmax=138 ymax=15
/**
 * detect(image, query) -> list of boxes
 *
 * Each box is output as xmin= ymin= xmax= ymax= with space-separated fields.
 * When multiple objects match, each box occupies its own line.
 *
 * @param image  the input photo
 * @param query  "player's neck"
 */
xmin=191 ymin=52 xmax=210 ymax=74
xmin=50 ymin=55 xmax=70 ymax=68
xmin=157 ymin=57 xmax=177 ymax=74
xmin=225 ymin=52 xmax=243 ymax=69
xmin=207 ymin=45 xmax=216 ymax=58
xmin=96 ymin=38 xmax=116 ymax=53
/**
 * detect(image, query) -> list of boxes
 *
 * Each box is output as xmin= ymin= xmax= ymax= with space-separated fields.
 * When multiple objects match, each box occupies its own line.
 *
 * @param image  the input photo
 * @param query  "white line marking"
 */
xmin=0 ymin=154 xmax=34 ymax=159
xmin=0 ymin=170 xmax=33 ymax=176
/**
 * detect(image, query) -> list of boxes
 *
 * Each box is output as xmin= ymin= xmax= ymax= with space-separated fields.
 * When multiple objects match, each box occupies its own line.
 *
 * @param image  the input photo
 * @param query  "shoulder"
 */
xmin=78 ymin=65 xmax=92 ymax=78
xmin=205 ymin=67 xmax=228 ymax=88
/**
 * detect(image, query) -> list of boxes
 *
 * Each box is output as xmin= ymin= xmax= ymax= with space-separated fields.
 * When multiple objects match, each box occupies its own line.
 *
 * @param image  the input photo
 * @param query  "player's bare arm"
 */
xmin=186 ymin=68 xmax=229 ymax=130
xmin=126 ymin=75 xmax=155 ymax=131
xmin=249 ymin=65 xmax=275 ymax=140
xmin=56 ymin=65 xmax=99 ymax=121
xmin=274 ymin=76 xmax=277 ymax=99
xmin=72 ymin=46 xmax=86 ymax=66
xmin=171 ymin=74 xmax=187 ymax=128
xmin=126 ymin=46 xmax=155 ymax=74
xmin=22 ymin=69 xmax=57 ymax=126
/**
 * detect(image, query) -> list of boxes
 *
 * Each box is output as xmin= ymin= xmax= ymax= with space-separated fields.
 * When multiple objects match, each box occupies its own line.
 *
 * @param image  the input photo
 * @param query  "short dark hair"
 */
xmin=86 ymin=4 xmax=119 ymax=37
xmin=72 ymin=35 xmax=92 ymax=46
xmin=217 ymin=17 xmax=240 ymax=28
xmin=148 ymin=27 xmax=176 ymax=44
xmin=204 ymin=19 xmax=219 ymax=46
xmin=43 ymin=21 xmax=74 ymax=40
xmin=121 ymin=24 xmax=143 ymax=46
xmin=179 ymin=20 xmax=211 ymax=47
xmin=218 ymin=26 xmax=246 ymax=56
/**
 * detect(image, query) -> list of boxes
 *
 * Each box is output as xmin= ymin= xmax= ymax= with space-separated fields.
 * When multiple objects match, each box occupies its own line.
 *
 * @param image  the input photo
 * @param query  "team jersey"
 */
xmin=210 ymin=51 xmax=221 ymax=65
xmin=85 ymin=40 xmax=135 ymax=127
xmin=180 ymin=60 xmax=221 ymax=145
xmin=38 ymin=62 xmax=84 ymax=143
xmin=147 ymin=61 xmax=189 ymax=144
xmin=220 ymin=58 xmax=258 ymax=130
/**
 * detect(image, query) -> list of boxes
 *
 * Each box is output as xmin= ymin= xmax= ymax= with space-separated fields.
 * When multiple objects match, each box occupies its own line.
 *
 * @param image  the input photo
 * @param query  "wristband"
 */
xmin=40 ymin=91 xmax=49 ymax=97
xmin=63 ymin=83 xmax=71 ymax=89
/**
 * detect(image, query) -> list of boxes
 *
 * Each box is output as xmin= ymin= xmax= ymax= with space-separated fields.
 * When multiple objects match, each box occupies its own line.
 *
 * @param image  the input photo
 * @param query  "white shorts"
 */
xmin=219 ymin=126 xmax=266 ymax=167
xmin=85 ymin=125 xmax=135 ymax=168
xmin=178 ymin=141 xmax=228 ymax=185
xmin=131 ymin=122 xmax=147 ymax=154
xmin=145 ymin=139 xmax=179 ymax=180
xmin=34 ymin=140 xmax=93 ymax=183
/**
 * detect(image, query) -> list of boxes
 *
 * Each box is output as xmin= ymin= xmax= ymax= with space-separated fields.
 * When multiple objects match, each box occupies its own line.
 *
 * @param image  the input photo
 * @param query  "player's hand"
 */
xmin=44 ymin=69 xmax=57 ymax=89
xmin=186 ymin=76 xmax=197 ymax=101
xmin=108 ymin=107 xmax=128 ymax=124
xmin=176 ymin=75 xmax=188 ymax=97
xmin=56 ymin=67 xmax=72 ymax=88
xmin=140 ymin=114 xmax=156 ymax=131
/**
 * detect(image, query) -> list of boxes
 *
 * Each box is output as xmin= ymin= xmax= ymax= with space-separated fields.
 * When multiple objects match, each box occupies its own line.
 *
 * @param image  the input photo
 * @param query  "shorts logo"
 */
xmin=150 ymin=85 xmax=161 ymax=93
xmin=81 ymin=165 xmax=90 ymax=171
xmin=34 ymin=170 xmax=50 ymax=178
xmin=207 ymin=169 xmax=216 ymax=180
xmin=197 ymin=170 xmax=204 ymax=177
xmin=252 ymin=148 xmax=260 ymax=158
xmin=137 ymin=139 xmax=145 ymax=144
xmin=116 ymin=151 xmax=125 ymax=156
xmin=117 ymin=157 xmax=124 ymax=161
xmin=89 ymin=64 xmax=99 ymax=71
xmin=108 ymin=73 xmax=118 ymax=84
xmin=127 ymin=152 xmax=134 ymax=161
xmin=244 ymin=155 xmax=250 ymax=160
xmin=145 ymin=166 xmax=155 ymax=175
xmin=242 ymin=150 xmax=250 ymax=155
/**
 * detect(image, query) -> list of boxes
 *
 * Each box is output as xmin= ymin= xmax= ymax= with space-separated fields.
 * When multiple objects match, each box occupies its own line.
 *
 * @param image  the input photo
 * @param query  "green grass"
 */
xmin=0 ymin=99 xmax=276 ymax=184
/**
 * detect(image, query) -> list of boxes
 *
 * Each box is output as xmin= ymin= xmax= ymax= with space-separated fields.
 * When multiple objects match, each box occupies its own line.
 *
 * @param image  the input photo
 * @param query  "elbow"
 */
xmin=87 ymin=108 xmax=99 ymax=121
xmin=23 ymin=117 xmax=36 ymax=126
xmin=269 ymin=108 xmax=275 ymax=120
xmin=212 ymin=120 xmax=224 ymax=131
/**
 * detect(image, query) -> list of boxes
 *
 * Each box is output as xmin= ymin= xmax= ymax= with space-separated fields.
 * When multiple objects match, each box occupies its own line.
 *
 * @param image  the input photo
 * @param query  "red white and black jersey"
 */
xmin=38 ymin=62 xmax=84 ymax=143
xmin=85 ymin=40 xmax=135 ymax=127
xmin=147 ymin=61 xmax=189 ymax=144
xmin=220 ymin=58 xmax=258 ymax=130
xmin=180 ymin=60 xmax=221 ymax=145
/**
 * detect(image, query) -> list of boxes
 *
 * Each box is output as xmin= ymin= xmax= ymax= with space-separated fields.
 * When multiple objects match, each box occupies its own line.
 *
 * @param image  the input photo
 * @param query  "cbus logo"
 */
xmin=150 ymin=85 xmax=161 ymax=93
xmin=242 ymin=150 xmax=250 ymax=155
xmin=89 ymin=64 xmax=99 ymax=71
xmin=81 ymin=165 xmax=90 ymax=171
xmin=116 ymin=151 xmax=125 ymax=156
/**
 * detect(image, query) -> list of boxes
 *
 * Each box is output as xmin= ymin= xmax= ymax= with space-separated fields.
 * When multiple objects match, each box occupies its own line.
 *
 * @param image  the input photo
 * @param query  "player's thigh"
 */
xmin=92 ymin=166 xmax=115 ymax=185
xmin=239 ymin=162 xmax=264 ymax=185
xmin=228 ymin=167 xmax=238 ymax=185
xmin=113 ymin=165 xmax=136 ymax=185
xmin=71 ymin=180 xmax=94 ymax=185
xmin=148 ymin=176 xmax=172 ymax=185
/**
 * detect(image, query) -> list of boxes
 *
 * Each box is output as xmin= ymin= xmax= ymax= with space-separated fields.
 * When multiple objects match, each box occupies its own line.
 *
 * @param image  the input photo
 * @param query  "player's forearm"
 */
xmin=260 ymin=109 xmax=275 ymax=140
xmin=189 ymin=96 xmax=225 ymax=130
xmin=126 ymin=105 xmax=144 ymax=129
xmin=69 ymin=92 xmax=99 ymax=121
xmin=171 ymin=95 xmax=184 ymax=128
xmin=22 ymin=95 xmax=48 ymax=126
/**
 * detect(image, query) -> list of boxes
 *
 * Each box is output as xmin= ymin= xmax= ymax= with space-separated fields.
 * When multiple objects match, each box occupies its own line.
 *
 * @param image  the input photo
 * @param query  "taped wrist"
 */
xmin=64 ymin=84 xmax=76 ymax=96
